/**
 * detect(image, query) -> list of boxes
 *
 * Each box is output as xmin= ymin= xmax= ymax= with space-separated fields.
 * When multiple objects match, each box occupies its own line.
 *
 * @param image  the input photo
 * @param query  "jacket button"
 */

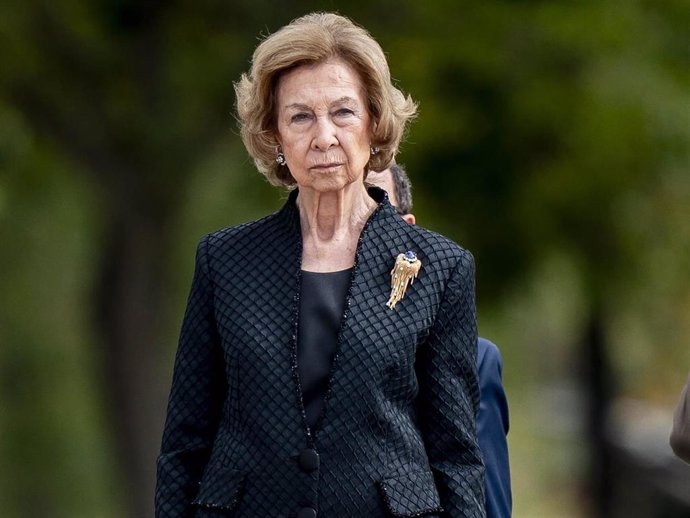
xmin=298 ymin=448 xmax=320 ymax=472
xmin=297 ymin=507 xmax=317 ymax=518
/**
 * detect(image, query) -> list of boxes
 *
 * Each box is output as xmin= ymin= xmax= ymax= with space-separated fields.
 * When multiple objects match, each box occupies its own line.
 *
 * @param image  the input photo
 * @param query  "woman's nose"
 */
xmin=312 ymin=117 xmax=338 ymax=151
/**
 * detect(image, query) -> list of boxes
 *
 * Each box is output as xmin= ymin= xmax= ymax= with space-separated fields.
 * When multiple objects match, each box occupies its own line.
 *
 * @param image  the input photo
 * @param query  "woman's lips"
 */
xmin=310 ymin=162 xmax=343 ymax=170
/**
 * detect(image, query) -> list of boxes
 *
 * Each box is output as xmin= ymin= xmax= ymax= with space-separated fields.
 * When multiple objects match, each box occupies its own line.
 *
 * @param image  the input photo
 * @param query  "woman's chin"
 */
xmin=300 ymin=174 xmax=362 ymax=193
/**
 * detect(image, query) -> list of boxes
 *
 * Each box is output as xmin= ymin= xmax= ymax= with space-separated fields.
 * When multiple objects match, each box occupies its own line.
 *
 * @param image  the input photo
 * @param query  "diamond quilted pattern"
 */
xmin=379 ymin=470 xmax=442 ymax=517
xmin=192 ymin=464 xmax=245 ymax=511
xmin=155 ymin=187 xmax=485 ymax=517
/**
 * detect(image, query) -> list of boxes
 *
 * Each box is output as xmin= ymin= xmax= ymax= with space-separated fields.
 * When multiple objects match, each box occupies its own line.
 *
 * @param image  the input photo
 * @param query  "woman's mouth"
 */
xmin=311 ymin=163 xmax=342 ymax=170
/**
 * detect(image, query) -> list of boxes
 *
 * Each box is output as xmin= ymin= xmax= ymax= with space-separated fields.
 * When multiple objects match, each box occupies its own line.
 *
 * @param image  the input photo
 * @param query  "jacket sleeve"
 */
xmin=477 ymin=339 xmax=512 ymax=518
xmin=416 ymin=251 xmax=486 ymax=518
xmin=155 ymin=235 xmax=227 ymax=517
xmin=670 ymin=373 xmax=690 ymax=463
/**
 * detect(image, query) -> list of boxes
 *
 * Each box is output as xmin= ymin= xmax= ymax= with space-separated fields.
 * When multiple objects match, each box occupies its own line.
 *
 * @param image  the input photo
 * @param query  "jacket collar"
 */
xmin=278 ymin=184 xmax=398 ymax=229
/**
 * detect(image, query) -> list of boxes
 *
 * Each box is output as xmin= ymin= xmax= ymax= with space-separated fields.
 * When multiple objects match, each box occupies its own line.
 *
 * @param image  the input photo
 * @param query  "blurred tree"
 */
xmin=0 ymin=1 xmax=292 ymax=515
xmin=381 ymin=1 xmax=689 ymax=515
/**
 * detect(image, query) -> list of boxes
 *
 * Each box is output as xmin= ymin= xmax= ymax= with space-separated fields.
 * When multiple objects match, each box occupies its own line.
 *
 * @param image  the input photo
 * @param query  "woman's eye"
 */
xmin=334 ymin=108 xmax=354 ymax=117
xmin=291 ymin=113 xmax=312 ymax=123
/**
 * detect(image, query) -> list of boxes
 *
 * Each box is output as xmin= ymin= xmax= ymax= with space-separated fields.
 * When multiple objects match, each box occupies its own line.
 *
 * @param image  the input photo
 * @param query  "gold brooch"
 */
xmin=386 ymin=251 xmax=422 ymax=309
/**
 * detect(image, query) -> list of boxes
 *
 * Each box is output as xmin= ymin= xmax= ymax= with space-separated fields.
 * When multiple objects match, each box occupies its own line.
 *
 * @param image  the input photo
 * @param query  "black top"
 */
xmin=297 ymin=268 xmax=352 ymax=429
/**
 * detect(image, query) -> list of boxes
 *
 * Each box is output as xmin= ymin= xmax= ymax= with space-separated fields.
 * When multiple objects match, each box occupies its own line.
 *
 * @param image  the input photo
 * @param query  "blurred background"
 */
xmin=0 ymin=1 xmax=688 ymax=517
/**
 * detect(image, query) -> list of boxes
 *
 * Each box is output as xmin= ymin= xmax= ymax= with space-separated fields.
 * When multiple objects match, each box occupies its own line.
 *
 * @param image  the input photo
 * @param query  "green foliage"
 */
xmin=377 ymin=0 xmax=689 ymax=303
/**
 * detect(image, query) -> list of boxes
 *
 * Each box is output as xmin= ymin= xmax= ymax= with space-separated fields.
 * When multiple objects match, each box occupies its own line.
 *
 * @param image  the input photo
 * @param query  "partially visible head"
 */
xmin=235 ymin=12 xmax=418 ymax=187
xmin=367 ymin=164 xmax=416 ymax=225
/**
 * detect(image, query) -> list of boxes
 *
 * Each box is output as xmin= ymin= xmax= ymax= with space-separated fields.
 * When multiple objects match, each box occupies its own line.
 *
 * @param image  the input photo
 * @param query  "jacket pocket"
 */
xmin=378 ymin=470 xmax=443 ymax=517
xmin=191 ymin=464 xmax=246 ymax=512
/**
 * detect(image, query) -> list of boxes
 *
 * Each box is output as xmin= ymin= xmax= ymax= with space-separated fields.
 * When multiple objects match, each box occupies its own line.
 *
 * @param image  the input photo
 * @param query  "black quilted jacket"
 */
xmin=156 ymin=187 xmax=485 ymax=518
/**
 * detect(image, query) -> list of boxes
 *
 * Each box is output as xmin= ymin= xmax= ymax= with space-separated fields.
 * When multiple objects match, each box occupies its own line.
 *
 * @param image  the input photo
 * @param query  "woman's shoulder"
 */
xmin=201 ymin=207 xmax=295 ymax=254
xmin=402 ymin=222 xmax=474 ymax=270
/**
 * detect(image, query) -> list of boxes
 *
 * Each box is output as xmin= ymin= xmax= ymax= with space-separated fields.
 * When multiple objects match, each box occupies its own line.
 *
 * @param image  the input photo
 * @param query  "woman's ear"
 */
xmin=273 ymin=131 xmax=283 ymax=147
xmin=402 ymin=213 xmax=416 ymax=225
xmin=369 ymin=119 xmax=378 ymax=139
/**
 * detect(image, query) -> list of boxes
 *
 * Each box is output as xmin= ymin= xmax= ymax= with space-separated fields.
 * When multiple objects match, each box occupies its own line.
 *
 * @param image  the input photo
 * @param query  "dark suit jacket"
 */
xmin=155 ymin=187 xmax=485 ymax=518
xmin=477 ymin=338 xmax=511 ymax=518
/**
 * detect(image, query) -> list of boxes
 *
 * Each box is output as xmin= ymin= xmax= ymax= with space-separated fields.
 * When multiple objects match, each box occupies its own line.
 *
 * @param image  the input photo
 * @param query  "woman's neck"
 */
xmin=297 ymin=181 xmax=375 ymax=240
xmin=297 ymin=181 xmax=377 ymax=272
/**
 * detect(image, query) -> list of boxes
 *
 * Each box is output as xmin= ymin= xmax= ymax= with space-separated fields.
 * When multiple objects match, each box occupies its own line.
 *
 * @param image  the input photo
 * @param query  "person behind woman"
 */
xmin=156 ymin=12 xmax=485 ymax=518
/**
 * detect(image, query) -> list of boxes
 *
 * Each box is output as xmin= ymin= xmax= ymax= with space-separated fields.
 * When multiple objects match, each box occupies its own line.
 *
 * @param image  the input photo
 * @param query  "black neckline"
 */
xmin=301 ymin=267 xmax=354 ymax=275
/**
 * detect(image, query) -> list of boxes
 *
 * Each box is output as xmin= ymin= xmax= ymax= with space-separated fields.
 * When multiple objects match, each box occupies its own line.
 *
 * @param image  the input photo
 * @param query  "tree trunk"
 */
xmin=581 ymin=308 xmax=615 ymax=517
xmin=93 ymin=208 xmax=173 ymax=518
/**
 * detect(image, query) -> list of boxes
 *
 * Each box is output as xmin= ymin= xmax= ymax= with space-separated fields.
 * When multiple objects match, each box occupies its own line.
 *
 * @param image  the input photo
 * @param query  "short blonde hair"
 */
xmin=235 ymin=12 xmax=418 ymax=187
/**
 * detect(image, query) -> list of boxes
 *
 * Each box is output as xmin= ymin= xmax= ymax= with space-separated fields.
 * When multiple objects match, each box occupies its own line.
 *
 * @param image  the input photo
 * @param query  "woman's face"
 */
xmin=275 ymin=58 xmax=373 ymax=193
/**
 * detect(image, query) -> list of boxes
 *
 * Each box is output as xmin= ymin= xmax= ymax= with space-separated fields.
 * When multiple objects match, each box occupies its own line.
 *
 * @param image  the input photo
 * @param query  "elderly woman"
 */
xmin=156 ymin=12 xmax=485 ymax=518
